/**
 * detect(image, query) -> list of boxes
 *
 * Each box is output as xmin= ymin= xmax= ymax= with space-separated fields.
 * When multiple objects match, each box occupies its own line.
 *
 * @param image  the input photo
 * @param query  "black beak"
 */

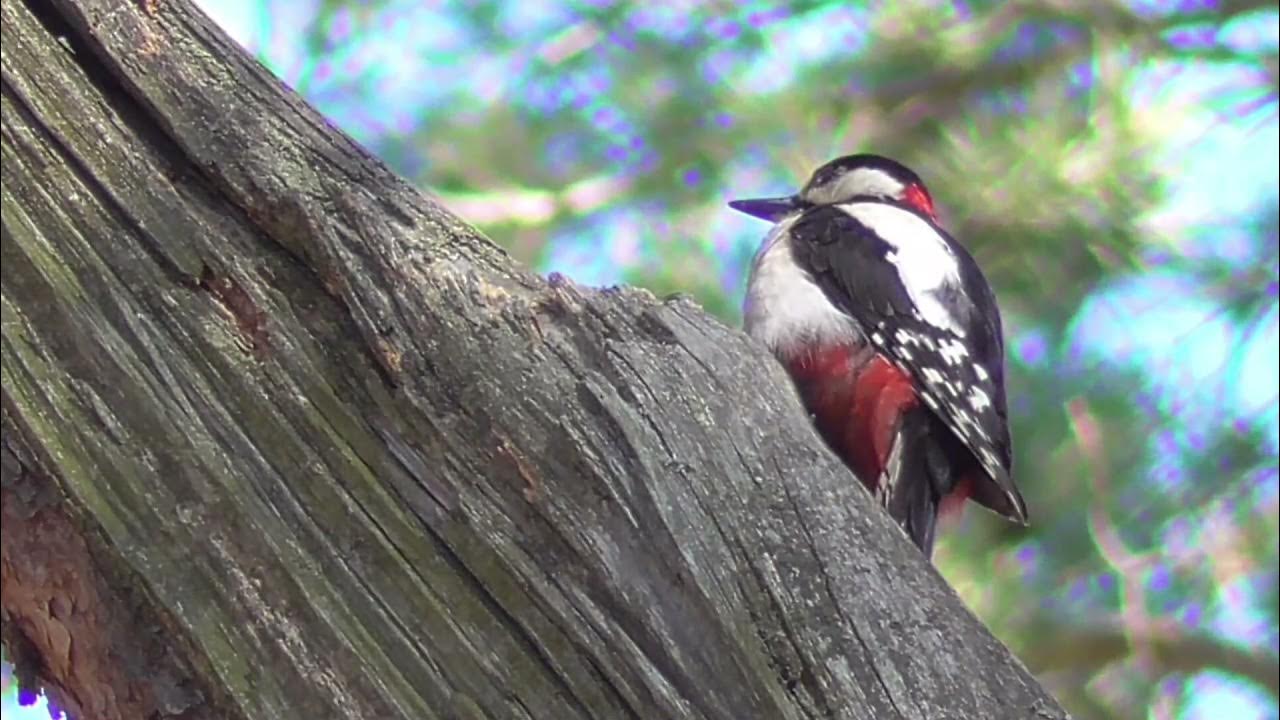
xmin=728 ymin=195 xmax=801 ymax=222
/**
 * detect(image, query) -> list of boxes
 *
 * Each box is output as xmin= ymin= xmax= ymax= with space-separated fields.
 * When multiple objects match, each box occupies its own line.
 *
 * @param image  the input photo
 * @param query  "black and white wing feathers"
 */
xmin=788 ymin=199 xmax=1027 ymax=523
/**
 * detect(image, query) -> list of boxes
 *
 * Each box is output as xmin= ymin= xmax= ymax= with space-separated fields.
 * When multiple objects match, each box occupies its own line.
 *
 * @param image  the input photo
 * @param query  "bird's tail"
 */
xmin=881 ymin=405 xmax=972 ymax=559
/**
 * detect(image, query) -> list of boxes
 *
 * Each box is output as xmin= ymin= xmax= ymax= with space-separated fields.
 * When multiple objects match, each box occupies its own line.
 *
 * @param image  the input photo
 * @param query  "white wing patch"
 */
xmin=969 ymin=387 xmax=992 ymax=412
xmin=921 ymin=366 xmax=945 ymax=385
xmin=839 ymin=203 xmax=965 ymax=337
xmin=939 ymin=337 xmax=968 ymax=364
xmin=743 ymin=214 xmax=859 ymax=355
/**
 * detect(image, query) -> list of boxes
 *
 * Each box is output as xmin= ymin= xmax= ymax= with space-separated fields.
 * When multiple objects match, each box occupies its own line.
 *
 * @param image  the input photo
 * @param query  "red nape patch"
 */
xmin=938 ymin=473 xmax=975 ymax=520
xmin=904 ymin=184 xmax=936 ymax=219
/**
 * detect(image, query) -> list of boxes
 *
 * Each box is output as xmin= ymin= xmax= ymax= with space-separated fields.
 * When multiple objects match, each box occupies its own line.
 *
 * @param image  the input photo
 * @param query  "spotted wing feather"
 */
xmin=788 ymin=200 xmax=1026 ymax=522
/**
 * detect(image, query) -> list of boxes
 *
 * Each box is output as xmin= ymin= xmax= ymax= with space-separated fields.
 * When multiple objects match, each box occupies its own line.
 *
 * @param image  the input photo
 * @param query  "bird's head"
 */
xmin=729 ymin=153 xmax=937 ymax=223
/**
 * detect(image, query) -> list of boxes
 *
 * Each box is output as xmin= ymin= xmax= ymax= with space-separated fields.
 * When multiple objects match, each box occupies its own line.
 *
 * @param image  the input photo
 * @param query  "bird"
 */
xmin=730 ymin=153 xmax=1027 ymax=558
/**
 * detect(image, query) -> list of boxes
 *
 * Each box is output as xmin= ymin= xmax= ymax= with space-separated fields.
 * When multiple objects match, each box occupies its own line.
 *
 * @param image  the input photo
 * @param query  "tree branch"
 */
xmin=1022 ymin=620 xmax=1279 ymax=698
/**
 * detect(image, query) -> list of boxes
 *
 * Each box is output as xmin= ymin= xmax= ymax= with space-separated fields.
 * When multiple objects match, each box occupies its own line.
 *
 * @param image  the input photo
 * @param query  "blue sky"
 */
xmin=1074 ymin=59 xmax=1278 ymax=449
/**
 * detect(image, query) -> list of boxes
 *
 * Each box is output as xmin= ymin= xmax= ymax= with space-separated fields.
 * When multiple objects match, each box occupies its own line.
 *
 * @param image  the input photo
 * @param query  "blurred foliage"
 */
xmin=8 ymin=1 xmax=1277 ymax=719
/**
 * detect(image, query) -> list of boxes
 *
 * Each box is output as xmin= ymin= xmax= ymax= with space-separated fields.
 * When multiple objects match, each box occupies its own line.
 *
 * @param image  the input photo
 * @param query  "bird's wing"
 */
xmin=788 ymin=200 xmax=1027 ymax=522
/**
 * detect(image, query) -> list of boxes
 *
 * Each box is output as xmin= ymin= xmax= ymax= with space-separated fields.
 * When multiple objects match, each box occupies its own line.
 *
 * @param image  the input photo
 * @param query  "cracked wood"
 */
xmin=0 ymin=0 xmax=1069 ymax=719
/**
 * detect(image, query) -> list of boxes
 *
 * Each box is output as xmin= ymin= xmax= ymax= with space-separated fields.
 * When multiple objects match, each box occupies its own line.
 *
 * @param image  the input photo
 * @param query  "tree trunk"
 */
xmin=0 ymin=1 xmax=1068 ymax=718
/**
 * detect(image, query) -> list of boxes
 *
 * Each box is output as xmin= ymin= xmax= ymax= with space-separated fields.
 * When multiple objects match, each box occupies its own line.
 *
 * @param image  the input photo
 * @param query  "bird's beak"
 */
xmin=728 ymin=195 xmax=801 ymax=222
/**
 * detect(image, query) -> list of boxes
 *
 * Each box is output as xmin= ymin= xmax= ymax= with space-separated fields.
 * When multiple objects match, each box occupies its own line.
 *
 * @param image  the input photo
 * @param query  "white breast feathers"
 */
xmin=742 ymin=215 xmax=858 ymax=356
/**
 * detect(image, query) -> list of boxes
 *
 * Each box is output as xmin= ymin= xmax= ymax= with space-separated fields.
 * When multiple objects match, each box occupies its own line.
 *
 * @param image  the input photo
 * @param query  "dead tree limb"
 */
xmin=0 ymin=1 xmax=1068 ymax=718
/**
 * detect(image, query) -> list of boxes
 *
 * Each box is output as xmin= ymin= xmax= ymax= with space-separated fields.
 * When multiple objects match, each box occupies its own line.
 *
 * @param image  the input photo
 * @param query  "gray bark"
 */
xmin=0 ymin=1 xmax=1068 ymax=718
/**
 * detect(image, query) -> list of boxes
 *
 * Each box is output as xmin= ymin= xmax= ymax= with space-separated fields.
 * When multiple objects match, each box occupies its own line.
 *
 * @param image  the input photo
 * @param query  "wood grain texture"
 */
xmin=0 ymin=1 xmax=1069 ymax=718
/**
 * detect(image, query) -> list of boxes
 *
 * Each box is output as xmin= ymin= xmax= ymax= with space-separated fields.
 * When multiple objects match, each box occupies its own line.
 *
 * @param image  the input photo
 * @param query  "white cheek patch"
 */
xmin=839 ymin=203 xmax=965 ymax=337
xmin=805 ymin=168 xmax=905 ymax=205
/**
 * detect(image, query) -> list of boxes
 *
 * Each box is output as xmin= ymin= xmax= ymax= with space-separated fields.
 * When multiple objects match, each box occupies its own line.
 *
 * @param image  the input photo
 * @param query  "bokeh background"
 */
xmin=4 ymin=1 xmax=1277 ymax=718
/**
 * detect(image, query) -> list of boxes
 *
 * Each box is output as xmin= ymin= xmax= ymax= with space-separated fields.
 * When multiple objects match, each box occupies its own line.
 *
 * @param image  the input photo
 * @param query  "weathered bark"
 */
xmin=0 ymin=1 xmax=1068 ymax=719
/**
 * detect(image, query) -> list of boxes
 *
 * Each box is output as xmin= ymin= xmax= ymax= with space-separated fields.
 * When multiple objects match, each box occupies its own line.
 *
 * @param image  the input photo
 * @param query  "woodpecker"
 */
xmin=730 ymin=153 xmax=1027 ymax=557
